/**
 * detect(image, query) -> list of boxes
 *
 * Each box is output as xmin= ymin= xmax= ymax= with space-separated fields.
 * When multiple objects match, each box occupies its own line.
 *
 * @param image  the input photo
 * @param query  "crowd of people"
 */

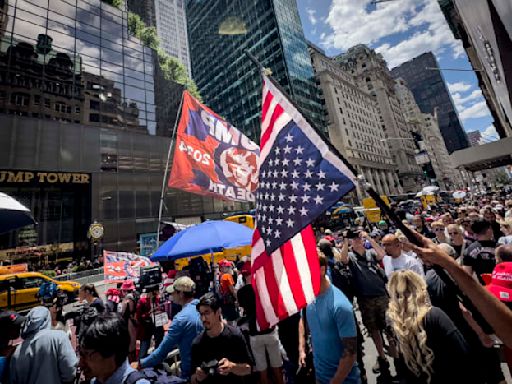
xmin=1 ymin=196 xmax=512 ymax=384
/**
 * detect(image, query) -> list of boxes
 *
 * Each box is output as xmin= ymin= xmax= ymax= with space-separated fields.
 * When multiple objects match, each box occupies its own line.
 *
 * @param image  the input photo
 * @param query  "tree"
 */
xmin=125 ymin=11 xmax=201 ymax=100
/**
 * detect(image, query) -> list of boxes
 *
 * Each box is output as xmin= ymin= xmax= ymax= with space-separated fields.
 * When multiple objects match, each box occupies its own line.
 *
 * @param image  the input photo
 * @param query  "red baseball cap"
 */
xmin=240 ymin=261 xmax=251 ymax=276
xmin=487 ymin=262 xmax=512 ymax=302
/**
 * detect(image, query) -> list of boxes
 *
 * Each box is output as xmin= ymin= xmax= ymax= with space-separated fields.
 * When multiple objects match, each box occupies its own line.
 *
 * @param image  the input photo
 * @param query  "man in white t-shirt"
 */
xmin=381 ymin=234 xmax=424 ymax=278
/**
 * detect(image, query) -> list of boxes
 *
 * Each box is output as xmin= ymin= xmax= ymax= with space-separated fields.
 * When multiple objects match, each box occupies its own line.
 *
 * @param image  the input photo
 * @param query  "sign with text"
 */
xmin=0 ymin=170 xmax=90 ymax=184
xmin=168 ymin=91 xmax=259 ymax=202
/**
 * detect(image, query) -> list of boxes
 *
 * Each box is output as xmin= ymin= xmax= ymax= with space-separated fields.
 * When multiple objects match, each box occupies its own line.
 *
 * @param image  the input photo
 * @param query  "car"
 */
xmin=0 ymin=272 xmax=81 ymax=311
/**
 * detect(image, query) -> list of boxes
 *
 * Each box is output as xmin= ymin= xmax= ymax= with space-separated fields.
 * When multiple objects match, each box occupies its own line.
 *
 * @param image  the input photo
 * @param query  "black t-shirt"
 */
xmin=425 ymin=270 xmax=480 ymax=340
xmin=347 ymin=249 xmax=387 ymax=297
xmin=490 ymin=221 xmax=504 ymax=242
xmin=462 ymin=240 xmax=497 ymax=284
xmin=191 ymin=325 xmax=253 ymax=384
xmin=452 ymin=243 xmax=463 ymax=258
xmin=401 ymin=307 xmax=481 ymax=384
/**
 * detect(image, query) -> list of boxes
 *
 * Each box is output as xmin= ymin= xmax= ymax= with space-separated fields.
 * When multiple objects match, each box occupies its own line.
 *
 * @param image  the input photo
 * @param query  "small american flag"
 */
xmin=251 ymin=76 xmax=356 ymax=330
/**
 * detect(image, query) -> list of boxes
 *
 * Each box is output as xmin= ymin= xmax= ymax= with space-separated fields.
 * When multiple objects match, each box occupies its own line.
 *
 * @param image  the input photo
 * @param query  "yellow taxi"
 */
xmin=0 ymin=272 xmax=81 ymax=311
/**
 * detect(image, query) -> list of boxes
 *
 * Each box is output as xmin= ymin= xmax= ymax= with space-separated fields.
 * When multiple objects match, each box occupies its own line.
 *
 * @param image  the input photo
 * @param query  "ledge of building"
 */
xmin=450 ymin=137 xmax=512 ymax=172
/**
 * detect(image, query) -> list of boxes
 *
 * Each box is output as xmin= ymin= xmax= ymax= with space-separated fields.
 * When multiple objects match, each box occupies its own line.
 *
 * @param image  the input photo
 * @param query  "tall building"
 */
xmin=186 ymin=0 xmax=325 ymax=142
xmin=394 ymin=78 xmax=460 ymax=189
xmin=391 ymin=52 xmax=470 ymax=153
xmin=309 ymin=44 xmax=401 ymax=196
xmin=438 ymin=0 xmax=512 ymax=139
xmin=335 ymin=45 xmax=422 ymax=192
xmin=127 ymin=0 xmax=191 ymax=76
xmin=0 ymin=0 xmax=244 ymax=261
xmin=467 ymin=130 xmax=483 ymax=146
xmin=154 ymin=0 xmax=191 ymax=76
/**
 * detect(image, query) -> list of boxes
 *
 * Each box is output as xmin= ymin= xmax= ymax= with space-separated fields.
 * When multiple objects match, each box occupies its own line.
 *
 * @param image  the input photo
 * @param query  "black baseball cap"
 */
xmin=0 ymin=310 xmax=26 ymax=329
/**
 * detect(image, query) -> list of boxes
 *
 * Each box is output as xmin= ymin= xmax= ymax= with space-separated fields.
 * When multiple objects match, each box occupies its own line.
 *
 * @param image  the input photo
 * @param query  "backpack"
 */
xmin=38 ymin=282 xmax=58 ymax=304
xmin=124 ymin=368 xmax=186 ymax=384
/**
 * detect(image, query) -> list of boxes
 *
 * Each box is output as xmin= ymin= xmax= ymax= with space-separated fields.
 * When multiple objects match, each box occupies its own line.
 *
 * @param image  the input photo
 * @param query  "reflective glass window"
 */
xmin=47 ymin=26 xmax=76 ymax=53
xmin=101 ymin=46 xmax=122 ymax=65
xmin=49 ymin=0 xmax=76 ymax=19
xmin=76 ymin=8 xmax=100 ymax=29
xmin=124 ymin=55 xmax=144 ymax=73
xmin=124 ymin=47 xmax=143 ymax=61
xmin=76 ymin=27 xmax=101 ymax=46
xmin=101 ymin=69 xmax=123 ymax=84
xmin=12 ymin=20 xmax=46 ymax=46
xmin=125 ymin=67 xmax=145 ymax=81
xmin=125 ymin=76 xmax=144 ymax=89
xmin=125 ymin=86 xmax=146 ymax=103
xmin=77 ymin=0 xmax=100 ymax=16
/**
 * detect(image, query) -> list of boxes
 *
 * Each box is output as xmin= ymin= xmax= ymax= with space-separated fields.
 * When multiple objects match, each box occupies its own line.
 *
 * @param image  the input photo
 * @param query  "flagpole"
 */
xmin=156 ymin=89 xmax=185 ymax=249
xmin=244 ymin=50 xmax=492 ymax=332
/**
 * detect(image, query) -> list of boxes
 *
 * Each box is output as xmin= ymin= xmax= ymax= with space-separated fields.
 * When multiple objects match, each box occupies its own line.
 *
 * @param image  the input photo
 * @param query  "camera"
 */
xmin=345 ymin=228 xmax=360 ymax=239
xmin=201 ymin=360 xmax=219 ymax=376
xmin=139 ymin=266 xmax=162 ymax=291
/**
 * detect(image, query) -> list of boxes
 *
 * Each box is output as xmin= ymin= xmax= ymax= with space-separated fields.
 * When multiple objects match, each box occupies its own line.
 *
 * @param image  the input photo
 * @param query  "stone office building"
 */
xmin=309 ymin=44 xmax=401 ymax=196
xmin=335 ymin=45 xmax=423 ymax=192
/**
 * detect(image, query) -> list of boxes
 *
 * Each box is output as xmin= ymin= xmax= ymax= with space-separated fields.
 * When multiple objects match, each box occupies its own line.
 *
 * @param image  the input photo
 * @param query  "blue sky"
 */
xmin=296 ymin=0 xmax=499 ymax=142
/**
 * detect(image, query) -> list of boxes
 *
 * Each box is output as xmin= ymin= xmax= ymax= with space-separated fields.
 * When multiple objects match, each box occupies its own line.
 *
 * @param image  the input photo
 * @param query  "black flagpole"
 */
xmin=244 ymin=50 xmax=492 ymax=332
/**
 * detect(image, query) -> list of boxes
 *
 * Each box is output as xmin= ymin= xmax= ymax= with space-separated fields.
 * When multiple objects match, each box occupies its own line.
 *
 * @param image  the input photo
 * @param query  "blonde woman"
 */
xmin=387 ymin=270 xmax=479 ymax=384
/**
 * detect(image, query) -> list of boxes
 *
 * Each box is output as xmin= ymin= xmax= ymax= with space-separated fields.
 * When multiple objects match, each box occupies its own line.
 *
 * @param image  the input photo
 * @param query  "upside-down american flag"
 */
xmin=251 ymin=76 xmax=357 ymax=330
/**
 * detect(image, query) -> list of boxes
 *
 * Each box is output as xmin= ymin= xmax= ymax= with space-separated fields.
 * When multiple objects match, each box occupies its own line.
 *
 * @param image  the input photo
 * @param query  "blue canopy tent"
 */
xmin=150 ymin=220 xmax=253 ymax=261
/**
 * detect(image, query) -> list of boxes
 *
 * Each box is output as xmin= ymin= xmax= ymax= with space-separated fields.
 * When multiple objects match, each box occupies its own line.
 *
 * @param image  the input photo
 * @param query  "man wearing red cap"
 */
xmin=486 ymin=257 xmax=512 ymax=373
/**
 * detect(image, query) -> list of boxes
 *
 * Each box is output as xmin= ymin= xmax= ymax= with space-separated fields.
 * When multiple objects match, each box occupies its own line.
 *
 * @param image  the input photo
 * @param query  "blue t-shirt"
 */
xmin=306 ymin=284 xmax=360 ymax=384
xmin=0 ymin=356 xmax=7 ymax=383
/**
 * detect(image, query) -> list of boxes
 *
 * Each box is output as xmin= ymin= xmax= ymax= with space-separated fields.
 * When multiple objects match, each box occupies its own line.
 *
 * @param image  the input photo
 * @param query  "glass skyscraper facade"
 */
xmin=391 ymin=52 xmax=470 ymax=153
xmin=0 ymin=0 xmax=156 ymax=134
xmin=186 ymin=0 xmax=325 ymax=141
xmin=0 ymin=0 xmax=245 ymax=261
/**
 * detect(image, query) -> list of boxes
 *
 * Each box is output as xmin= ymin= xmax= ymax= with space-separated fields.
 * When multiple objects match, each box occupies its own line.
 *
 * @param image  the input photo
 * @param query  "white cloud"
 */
xmin=459 ymin=100 xmax=490 ymax=121
xmin=451 ymin=89 xmax=483 ymax=110
xmin=480 ymin=125 xmax=499 ymax=143
xmin=448 ymin=81 xmax=472 ymax=93
xmin=306 ymin=8 xmax=318 ymax=26
xmin=446 ymin=82 xmax=489 ymax=121
xmin=321 ymin=0 xmax=463 ymax=68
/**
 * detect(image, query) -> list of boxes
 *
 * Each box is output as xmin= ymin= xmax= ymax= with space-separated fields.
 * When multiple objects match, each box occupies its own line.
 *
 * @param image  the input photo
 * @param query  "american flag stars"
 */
xmin=255 ymin=125 xmax=349 ymax=254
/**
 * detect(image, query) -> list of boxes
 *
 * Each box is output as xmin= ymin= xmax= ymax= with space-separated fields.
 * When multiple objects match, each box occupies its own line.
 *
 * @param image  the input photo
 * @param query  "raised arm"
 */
xmin=362 ymin=232 xmax=385 ymax=261
xmin=410 ymin=234 xmax=512 ymax=348
xmin=340 ymin=238 xmax=350 ymax=265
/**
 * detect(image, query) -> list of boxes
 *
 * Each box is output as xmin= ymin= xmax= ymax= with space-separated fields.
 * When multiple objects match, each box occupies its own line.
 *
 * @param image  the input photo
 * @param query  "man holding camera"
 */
xmin=340 ymin=229 xmax=395 ymax=381
xmin=191 ymin=293 xmax=253 ymax=384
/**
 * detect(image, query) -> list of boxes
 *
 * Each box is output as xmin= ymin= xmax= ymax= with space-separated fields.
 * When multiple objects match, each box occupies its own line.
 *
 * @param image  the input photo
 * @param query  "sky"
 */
xmin=296 ymin=0 xmax=499 ymax=143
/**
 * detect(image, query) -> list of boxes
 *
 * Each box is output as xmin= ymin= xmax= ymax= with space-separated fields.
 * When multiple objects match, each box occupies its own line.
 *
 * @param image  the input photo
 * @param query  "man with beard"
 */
xmin=191 ymin=293 xmax=253 ymax=384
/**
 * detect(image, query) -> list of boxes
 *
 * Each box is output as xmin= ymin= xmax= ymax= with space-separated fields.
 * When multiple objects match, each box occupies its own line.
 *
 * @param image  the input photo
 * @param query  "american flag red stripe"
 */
xmin=251 ymin=225 xmax=320 ymax=329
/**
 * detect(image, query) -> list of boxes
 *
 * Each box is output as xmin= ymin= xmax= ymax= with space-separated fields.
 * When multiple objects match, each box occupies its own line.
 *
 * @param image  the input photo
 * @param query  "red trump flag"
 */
xmin=168 ymin=91 xmax=259 ymax=202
